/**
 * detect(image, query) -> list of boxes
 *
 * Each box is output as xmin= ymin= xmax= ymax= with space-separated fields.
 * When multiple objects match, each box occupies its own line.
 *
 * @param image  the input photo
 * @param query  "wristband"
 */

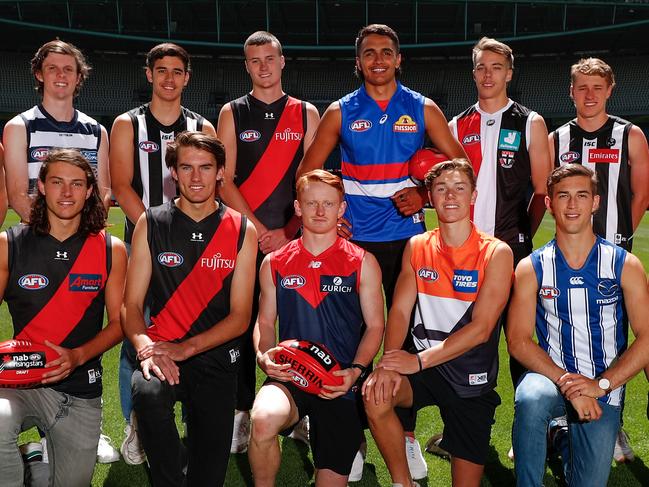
xmin=351 ymin=363 xmax=367 ymax=375
xmin=416 ymin=352 xmax=423 ymax=372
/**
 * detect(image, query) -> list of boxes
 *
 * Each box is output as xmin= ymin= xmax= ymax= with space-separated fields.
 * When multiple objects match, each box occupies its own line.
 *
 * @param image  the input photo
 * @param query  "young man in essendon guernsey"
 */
xmin=248 ymin=169 xmax=384 ymax=487
xmin=0 ymin=148 xmax=127 ymax=487
xmin=363 ymin=159 xmax=513 ymax=487
xmin=217 ymin=31 xmax=320 ymax=453
xmin=122 ymin=131 xmax=257 ymax=487
xmin=549 ymin=57 xmax=649 ymax=462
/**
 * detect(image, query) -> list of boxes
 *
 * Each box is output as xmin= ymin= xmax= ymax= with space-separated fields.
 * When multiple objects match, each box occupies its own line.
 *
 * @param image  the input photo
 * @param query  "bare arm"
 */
xmin=201 ymin=119 xmax=217 ymax=137
xmin=527 ymin=114 xmax=552 ymax=237
xmin=628 ymin=125 xmax=649 ymax=232
xmin=296 ymin=101 xmax=341 ymax=178
xmin=3 ymin=116 xmax=33 ymax=222
xmin=0 ymin=144 xmax=8 ymax=226
xmin=352 ymin=252 xmax=385 ymax=367
xmin=0 ymin=232 xmax=9 ymax=302
xmin=97 ymin=125 xmax=112 ymax=212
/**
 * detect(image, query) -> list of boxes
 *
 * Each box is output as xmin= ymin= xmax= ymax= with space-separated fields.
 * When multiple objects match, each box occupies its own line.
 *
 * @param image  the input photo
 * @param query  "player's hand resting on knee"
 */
xmin=41 ymin=341 xmax=83 ymax=384
xmin=377 ymin=349 xmax=420 ymax=375
xmin=140 ymin=354 xmax=180 ymax=385
xmin=570 ymin=395 xmax=602 ymax=422
xmin=362 ymin=367 xmax=403 ymax=405
xmin=137 ymin=340 xmax=194 ymax=362
xmin=257 ymin=346 xmax=293 ymax=381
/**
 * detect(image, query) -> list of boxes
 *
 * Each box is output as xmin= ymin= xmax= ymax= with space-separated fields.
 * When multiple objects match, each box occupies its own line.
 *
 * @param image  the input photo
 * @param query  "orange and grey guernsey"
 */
xmin=410 ymin=225 xmax=501 ymax=397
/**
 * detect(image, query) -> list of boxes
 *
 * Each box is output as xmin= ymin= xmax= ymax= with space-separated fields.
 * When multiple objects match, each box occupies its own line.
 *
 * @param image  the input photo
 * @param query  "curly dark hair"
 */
xmin=30 ymin=149 xmax=106 ymax=237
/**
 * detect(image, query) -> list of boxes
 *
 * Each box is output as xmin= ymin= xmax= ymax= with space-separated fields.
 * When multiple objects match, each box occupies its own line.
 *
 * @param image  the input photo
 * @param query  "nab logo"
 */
xmin=462 ymin=134 xmax=480 ymax=145
xmin=569 ymin=276 xmax=584 ymax=285
xmin=157 ymin=252 xmax=184 ymax=267
xmin=18 ymin=274 xmax=49 ymax=290
xmin=239 ymin=130 xmax=261 ymax=142
xmin=560 ymin=151 xmax=580 ymax=163
xmin=349 ymin=120 xmax=372 ymax=132
xmin=281 ymin=275 xmax=306 ymax=289
xmin=30 ymin=148 xmax=49 ymax=161
xmin=539 ymin=286 xmax=560 ymax=299
xmin=417 ymin=268 xmax=439 ymax=282
xmin=139 ymin=141 xmax=159 ymax=153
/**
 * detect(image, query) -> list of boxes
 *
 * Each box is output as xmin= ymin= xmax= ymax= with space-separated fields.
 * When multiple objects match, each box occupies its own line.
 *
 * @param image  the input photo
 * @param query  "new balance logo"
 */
xmin=191 ymin=232 xmax=203 ymax=242
xmin=308 ymin=261 xmax=322 ymax=268
xmin=569 ymin=276 xmax=584 ymax=285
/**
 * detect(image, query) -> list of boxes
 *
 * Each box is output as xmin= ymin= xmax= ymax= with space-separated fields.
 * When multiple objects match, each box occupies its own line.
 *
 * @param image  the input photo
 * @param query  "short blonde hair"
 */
xmin=425 ymin=159 xmax=476 ymax=192
xmin=570 ymin=58 xmax=615 ymax=88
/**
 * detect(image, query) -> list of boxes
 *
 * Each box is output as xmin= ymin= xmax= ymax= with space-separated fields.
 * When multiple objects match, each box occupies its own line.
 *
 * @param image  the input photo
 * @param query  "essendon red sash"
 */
xmin=147 ymin=209 xmax=242 ymax=342
xmin=456 ymin=110 xmax=483 ymax=220
xmin=238 ymin=97 xmax=303 ymax=211
xmin=16 ymin=231 xmax=108 ymax=345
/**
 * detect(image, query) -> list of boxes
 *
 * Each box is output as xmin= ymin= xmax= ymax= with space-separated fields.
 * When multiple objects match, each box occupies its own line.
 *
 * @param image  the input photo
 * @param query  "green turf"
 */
xmin=1 ymin=208 xmax=648 ymax=486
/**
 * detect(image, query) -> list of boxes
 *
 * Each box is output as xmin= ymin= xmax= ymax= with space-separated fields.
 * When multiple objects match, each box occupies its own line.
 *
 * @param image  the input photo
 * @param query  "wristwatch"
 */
xmin=597 ymin=376 xmax=611 ymax=394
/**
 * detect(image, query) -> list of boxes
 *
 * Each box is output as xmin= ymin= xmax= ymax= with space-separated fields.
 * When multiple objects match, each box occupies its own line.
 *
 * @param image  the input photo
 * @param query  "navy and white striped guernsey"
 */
xmin=530 ymin=237 xmax=627 ymax=406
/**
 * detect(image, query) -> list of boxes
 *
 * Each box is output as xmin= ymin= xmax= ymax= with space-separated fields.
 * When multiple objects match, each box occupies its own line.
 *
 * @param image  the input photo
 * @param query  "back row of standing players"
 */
xmin=0 ymin=22 xmax=648 ymax=487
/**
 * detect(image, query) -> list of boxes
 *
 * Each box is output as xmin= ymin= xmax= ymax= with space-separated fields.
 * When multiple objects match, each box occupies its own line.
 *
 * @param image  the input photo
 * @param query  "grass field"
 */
xmin=2 ymin=208 xmax=649 ymax=486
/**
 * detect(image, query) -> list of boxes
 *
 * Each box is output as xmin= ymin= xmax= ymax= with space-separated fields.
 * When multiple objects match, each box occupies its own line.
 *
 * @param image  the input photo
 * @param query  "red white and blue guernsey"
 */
xmin=270 ymin=237 xmax=365 ymax=369
xmin=339 ymin=82 xmax=426 ymax=242
xmin=531 ymin=237 xmax=628 ymax=406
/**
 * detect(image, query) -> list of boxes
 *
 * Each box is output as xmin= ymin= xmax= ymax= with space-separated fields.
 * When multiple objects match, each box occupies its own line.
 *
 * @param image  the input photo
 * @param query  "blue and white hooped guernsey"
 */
xmin=339 ymin=82 xmax=426 ymax=242
xmin=531 ymin=237 xmax=627 ymax=406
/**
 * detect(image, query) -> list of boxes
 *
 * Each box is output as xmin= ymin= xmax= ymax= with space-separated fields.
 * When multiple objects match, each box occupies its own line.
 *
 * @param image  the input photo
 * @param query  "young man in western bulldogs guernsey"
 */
xmin=507 ymin=164 xmax=649 ymax=486
xmin=122 ymin=132 xmax=257 ymax=487
xmin=0 ymin=148 xmax=127 ymax=487
xmin=248 ymin=169 xmax=384 ymax=487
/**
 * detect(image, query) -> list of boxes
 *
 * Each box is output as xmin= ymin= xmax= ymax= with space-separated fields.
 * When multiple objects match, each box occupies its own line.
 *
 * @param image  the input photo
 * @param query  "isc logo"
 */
xmin=18 ymin=274 xmax=49 ymax=290
xmin=560 ymin=151 xmax=580 ymax=163
xmin=239 ymin=130 xmax=261 ymax=142
xmin=139 ymin=141 xmax=159 ymax=153
xmin=349 ymin=120 xmax=372 ymax=132
xmin=30 ymin=148 xmax=49 ymax=161
xmin=462 ymin=134 xmax=480 ymax=145
xmin=157 ymin=252 xmax=184 ymax=267
xmin=417 ymin=268 xmax=438 ymax=282
xmin=281 ymin=275 xmax=306 ymax=289
xmin=539 ymin=286 xmax=560 ymax=299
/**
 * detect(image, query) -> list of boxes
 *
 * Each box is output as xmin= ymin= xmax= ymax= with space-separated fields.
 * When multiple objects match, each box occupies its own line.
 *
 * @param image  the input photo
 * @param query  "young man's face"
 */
xmin=146 ymin=56 xmax=189 ymax=102
xmin=546 ymin=175 xmax=599 ymax=235
xmin=355 ymin=34 xmax=401 ymax=88
xmin=570 ymin=72 xmax=612 ymax=121
xmin=38 ymin=161 xmax=92 ymax=221
xmin=244 ymin=42 xmax=284 ymax=90
xmin=36 ymin=52 xmax=80 ymax=100
xmin=473 ymin=49 xmax=512 ymax=101
xmin=171 ymin=146 xmax=222 ymax=205
xmin=428 ymin=169 xmax=476 ymax=224
xmin=294 ymin=181 xmax=345 ymax=235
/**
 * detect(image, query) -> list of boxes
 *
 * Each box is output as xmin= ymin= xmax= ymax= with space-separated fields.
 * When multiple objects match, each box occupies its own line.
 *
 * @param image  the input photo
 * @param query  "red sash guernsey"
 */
xmin=455 ymin=110 xmax=482 ymax=220
xmin=16 ymin=231 xmax=108 ymax=345
xmin=238 ymin=97 xmax=303 ymax=211
xmin=147 ymin=209 xmax=242 ymax=342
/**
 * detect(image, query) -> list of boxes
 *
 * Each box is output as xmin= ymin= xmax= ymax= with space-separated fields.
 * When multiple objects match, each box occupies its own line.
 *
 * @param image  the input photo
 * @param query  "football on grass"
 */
xmin=276 ymin=339 xmax=343 ymax=395
xmin=0 ymin=339 xmax=60 ymax=388
xmin=408 ymin=147 xmax=450 ymax=183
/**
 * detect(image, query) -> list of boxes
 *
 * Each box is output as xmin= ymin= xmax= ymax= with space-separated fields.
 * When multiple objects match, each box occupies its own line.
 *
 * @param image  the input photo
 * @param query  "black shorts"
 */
xmin=267 ymin=379 xmax=363 ymax=476
xmin=407 ymin=367 xmax=501 ymax=465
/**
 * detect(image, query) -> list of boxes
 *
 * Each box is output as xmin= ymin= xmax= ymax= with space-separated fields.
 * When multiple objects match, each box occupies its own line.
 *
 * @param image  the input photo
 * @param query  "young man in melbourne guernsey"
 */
xmin=217 ymin=31 xmax=320 ymax=452
xmin=297 ymin=23 xmax=467 ymax=478
xmin=122 ymin=131 xmax=257 ymax=486
xmin=3 ymin=40 xmax=111 ymax=222
xmin=110 ymin=42 xmax=216 ymax=464
xmin=248 ymin=169 xmax=384 ymax=487
xmin=363 ymin=159 xmax=513 ymax=487
xmin=507 ymin=164 xmax=649 ymax=486
xmin=549 ymin=57 xmax=649 ymax=461
xmin=0 ymin=148 xmax=127 ymax=486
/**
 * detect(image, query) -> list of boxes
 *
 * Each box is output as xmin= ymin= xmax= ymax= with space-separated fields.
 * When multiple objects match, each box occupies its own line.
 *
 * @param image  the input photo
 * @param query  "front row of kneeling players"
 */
xmin=1 ymin=136 xmax=649 ymax=487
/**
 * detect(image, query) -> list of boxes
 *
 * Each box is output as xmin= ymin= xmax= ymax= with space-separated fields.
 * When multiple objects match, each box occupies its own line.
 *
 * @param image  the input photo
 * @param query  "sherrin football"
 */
xmin=276 ymin=339 xmax=343 ymax=395
xmin=0 ymin=339 xmax=61 ymax=388
xmin=408 ymin=147 xmax=450 ymax=183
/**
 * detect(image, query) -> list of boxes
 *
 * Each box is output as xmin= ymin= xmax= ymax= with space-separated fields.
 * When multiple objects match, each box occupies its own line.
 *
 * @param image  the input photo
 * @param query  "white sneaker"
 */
xmin=288 ymin=416 xmax=309 ymax=445
xmin=613 ymin=429 xmax=635 ymax=463
xmin=405 ymin=436 xmax=427 ymax=480
xmin=121 ymin=412 xmax=146 ymax=465
xmin=97 ymin=434 xmax=120 ymax=464
xmin=20 ymin=442 xmax=43 ymax=463
xmin=348 ymin=441 xmax=367 ymax=482
xmin=40 ymin=438 xmax=48 ymax=464
xmin=231 ymin=410 xmax=250 ymax=454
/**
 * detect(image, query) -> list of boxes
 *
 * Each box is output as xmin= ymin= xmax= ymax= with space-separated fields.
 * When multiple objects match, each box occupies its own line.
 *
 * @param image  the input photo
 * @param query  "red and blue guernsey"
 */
xmin=339 ymin=82 xmax=426 ymax=242
xmin=270 ymin=237 xmax=365 ymax=368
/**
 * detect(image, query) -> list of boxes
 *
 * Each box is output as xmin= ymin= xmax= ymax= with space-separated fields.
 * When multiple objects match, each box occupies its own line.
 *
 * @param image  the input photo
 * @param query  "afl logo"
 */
xmin=290 ymin=371 xmax=309 ymax=388
xmin=539 ymin=286 xmax=560 ymax=299
xmin=18 ymin=274 xmax=49 ymax=290
xmin=349 ymin=120 xmax=372 ymax=132
xmin=139 ymin=141 xmax=159 ymax=153
xmin=30 ymin=148 xmax=49 ymax=161
xmin=281 ymin=275 xmax=306 ymax=289
xmin=560 ymin=151 xmax=580 ymax=163
xmin=417 ymin=268 xmax=439 ymax=282
xmin=157 ymin=252 xmax=184 ymax=267
xmin=239 ymin=130 xmax=261 ymax=142
xmin=462 ymin=134 xmax=480 ymax=145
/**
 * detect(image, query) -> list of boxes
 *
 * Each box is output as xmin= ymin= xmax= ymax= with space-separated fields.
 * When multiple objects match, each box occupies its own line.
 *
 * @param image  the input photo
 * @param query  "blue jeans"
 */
xmin=512 ymin=372 xmax=620 ymax=487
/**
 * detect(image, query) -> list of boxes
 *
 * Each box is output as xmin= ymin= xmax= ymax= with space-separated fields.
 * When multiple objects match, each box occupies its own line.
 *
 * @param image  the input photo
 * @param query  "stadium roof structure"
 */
xmin=1 ymin=0 xmax=649 ymax=58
